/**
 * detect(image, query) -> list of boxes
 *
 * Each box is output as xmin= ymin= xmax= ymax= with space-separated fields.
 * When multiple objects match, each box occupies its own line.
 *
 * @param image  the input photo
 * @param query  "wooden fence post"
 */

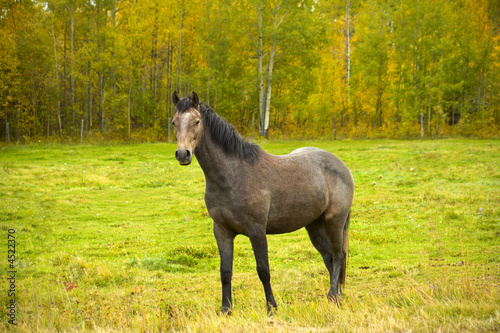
xmin=168 ymin=118 xmax=171 ymax=143
xmin=420 ymin=113 xmax=424 ymax=139
xmin=252 ymin=115 xmax=255 ymax=140
xmin=80 ymin=119 xmax=84 ymax=144
xmin=6 ymin=122 xmax=10 ymax=144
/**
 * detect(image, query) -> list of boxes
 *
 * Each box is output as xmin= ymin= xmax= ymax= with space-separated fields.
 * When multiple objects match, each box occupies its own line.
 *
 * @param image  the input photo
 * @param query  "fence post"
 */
xmin=168 ymin=118 xmax=171 ymax=143
xmin=6 ymin=122 xmax=10 ymax=144
xmin=80 ymin=119 xmax=84 ymax=144
xmin=252 ymin=115 xmax=255 ymax=140
xmin=420 ymin=113 xmax=424 ymax=139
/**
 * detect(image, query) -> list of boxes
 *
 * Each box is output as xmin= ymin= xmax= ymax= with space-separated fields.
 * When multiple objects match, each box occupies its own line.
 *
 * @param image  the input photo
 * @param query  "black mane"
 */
xmin=176 ymin=96 xmax=261 ymax=164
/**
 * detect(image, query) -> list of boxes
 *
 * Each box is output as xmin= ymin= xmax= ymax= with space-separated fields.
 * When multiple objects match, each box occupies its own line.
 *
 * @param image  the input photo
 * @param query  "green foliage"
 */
xmin=0 ymin=139 xmax=498 ymax=331
xmin=0 ymin=0 xmax=499 ymax=143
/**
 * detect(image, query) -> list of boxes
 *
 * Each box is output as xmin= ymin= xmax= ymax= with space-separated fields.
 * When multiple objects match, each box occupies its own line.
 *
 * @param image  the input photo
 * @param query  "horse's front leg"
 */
xmin=214 ymin=223 xmax=235 ymax=315
xmin=249 ymin=231 xmax=277 ymax=315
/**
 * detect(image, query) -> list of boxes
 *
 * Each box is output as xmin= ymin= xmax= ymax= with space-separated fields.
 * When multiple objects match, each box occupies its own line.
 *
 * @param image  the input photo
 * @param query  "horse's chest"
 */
xmin=206 ymin=203 xmax=254 ymax=236
xmin=204 ymin=186 xmax=270 ymax=235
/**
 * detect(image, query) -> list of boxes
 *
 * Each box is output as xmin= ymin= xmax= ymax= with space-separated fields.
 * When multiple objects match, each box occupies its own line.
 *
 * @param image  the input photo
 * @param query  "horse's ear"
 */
xmin=172 ymin=91 xmax=180 ymax=106
xmin=192 ymin=92 xmax=199 ymax=108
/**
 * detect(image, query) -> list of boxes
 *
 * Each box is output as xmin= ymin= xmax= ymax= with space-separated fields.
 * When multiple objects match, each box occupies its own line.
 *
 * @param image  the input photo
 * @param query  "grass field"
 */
xmin=1 ymin=139 xmax=499 ymax=332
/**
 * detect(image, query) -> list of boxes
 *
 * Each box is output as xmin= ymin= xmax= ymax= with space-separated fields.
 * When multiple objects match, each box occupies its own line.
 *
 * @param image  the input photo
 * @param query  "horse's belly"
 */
xmin=266 ymin=193 xmax=328 ymax=234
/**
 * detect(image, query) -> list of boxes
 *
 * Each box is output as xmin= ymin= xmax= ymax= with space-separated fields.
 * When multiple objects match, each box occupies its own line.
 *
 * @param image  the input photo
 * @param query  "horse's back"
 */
xmin=290 ymin=147 xmax=324 ymax=154
xmin=290 ymin=147 xmax=353 ymax=186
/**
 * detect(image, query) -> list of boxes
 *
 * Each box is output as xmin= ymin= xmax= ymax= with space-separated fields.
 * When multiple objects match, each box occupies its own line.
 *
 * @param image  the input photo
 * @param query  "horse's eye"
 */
xmin=195 ymin=120 xmax=200 ymax=126
xmin=171 ymin=121 xmax=175 ymax=126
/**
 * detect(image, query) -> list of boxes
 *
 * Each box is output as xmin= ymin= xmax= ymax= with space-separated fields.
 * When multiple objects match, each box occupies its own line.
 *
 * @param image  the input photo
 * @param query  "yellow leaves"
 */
xmin=0 ymin=0 xmax=497 ymax=141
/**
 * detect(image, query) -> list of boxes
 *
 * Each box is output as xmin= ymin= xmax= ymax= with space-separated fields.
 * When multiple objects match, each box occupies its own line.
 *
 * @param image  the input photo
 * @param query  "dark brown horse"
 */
xmin=171 ymin=92 xmax=354 ymax=315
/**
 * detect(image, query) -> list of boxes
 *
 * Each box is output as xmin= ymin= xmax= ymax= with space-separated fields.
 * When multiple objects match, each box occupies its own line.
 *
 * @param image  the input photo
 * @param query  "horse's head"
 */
xmin=171 ymin=91 xmax=204 ymax=165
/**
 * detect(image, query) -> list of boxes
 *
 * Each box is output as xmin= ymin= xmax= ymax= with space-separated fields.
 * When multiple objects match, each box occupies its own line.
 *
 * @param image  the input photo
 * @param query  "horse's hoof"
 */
xmin=266 ymin=304 xmax=277 ymax=317
xmin=327 ymin=294 xmax=342 ymax=307
xmin=221 ymin=307 xmax=232 ymax=316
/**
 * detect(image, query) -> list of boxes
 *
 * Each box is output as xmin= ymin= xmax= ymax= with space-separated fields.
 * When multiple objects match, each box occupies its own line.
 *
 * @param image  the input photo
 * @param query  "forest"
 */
xmin=0 ymin=0 xmax=499 ymax=143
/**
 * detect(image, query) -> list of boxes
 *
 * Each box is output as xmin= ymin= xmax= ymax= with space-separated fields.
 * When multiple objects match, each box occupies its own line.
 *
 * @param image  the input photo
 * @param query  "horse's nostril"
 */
xmin=175 ymin=150 xmax=179 ymax=159
xmin=186 ymin=150 xmax=191 ymax=158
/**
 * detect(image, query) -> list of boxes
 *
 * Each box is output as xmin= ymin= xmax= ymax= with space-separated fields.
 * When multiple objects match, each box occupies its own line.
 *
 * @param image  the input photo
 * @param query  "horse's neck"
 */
xmin=195 ymin=135 xmax=233 ymax=186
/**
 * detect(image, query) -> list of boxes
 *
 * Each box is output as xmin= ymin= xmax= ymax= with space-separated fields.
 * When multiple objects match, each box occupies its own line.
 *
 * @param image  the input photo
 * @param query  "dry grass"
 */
xmin=1 ymin=139 xmax=499 ymax=332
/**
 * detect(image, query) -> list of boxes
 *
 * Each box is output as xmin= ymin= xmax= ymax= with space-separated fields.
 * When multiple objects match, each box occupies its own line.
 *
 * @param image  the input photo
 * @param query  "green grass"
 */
xmin=0 ymin=139 xmax=499 ymax=332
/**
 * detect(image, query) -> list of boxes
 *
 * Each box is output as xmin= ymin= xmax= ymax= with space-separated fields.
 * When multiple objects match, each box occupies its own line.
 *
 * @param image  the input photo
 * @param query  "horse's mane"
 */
xmin=176 ymin=96 xmax=261 ymax=164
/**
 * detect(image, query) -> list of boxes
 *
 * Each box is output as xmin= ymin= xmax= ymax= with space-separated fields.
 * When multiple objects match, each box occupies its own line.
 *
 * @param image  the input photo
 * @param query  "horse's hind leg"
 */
xmin=323 ymin=211 xmax=349 ymax=302
xmin=305 ymin=217 xmax=333 ymax=277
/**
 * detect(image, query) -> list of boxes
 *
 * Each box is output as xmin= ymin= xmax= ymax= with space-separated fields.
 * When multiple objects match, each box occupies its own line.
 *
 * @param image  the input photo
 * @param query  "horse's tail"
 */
xmin=339 ymin=211 xmax=350 ymax=290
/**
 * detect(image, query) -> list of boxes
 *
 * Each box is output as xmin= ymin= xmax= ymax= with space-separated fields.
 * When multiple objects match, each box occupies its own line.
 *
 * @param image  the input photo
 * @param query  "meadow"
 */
xmin=0 ymin=139 xmax=498 ymax=332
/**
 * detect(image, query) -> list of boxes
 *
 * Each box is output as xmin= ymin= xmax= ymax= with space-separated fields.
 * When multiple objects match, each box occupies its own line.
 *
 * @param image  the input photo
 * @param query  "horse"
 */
xmin=171 ymin=91 xmax=354 ymax=315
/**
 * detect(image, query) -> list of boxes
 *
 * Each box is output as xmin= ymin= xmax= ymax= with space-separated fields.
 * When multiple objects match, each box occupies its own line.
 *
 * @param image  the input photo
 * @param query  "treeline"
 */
xmin=1 ymin=0 xmax=499 ymax=143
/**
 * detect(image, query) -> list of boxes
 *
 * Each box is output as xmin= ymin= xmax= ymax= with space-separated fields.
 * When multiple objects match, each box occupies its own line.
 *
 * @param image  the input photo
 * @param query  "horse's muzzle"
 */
xmin=175 ymin=148 xmax=192 ymax=165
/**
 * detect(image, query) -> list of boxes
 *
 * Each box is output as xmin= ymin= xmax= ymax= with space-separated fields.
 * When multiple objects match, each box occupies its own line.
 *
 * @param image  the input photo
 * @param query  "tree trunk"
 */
xmin=30 ymin=75 xmax=37 ymax=137
xmin=178 ymin=0 xmax=183 ymax=92
xmin=96 ymin=0 xmax=106 ymax=134
xmin=345 ymin=0 xmax=351 ymax=110
xmin=110 ymin=0 xmax=117 ymax=134
xmin=153 ymin=21 xmax=158 ymax=128
xmin=70 ymin=4 xmax=76 ymax=137
xmin=412 ymin=21 xmax=421 ymax=120
xmin=257 ymin=0 xmax=264 ymax=137
xmin=395 ymin=15 xmax=405 ymax=121
xmin=128 ymin=74 xmax=132 ymax=140
xmin=206 ymin=1 xmax=211 ymax=105
xmin=427 ymin=60 xmax=433 ymax=134
xmin=98 ymin=72 xmax=105 ymax=132
xmin=51 ymin=18 xmax=63 ymax=140
xmin=167 ymin=36 xmax=173 ymax=142
xmin=86 ymin=60 xmax=93 ymax=140
xmin=263 ymin=5 xmax=281 ymax=139
xmin=63 ymin=19 xmax=68 ymax=129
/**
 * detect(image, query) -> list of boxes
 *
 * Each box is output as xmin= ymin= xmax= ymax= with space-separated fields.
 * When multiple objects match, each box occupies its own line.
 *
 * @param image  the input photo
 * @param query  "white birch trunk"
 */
xmin=263 ymin=3 xmax=286 ymax=138
xmin=263 ymin=9 xmax=279 ymax=138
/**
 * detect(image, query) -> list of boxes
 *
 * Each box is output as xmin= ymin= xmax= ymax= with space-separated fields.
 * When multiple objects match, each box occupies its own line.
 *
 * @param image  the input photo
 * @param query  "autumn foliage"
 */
xmin=0 ymin=0 xmax=498 ymax=143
